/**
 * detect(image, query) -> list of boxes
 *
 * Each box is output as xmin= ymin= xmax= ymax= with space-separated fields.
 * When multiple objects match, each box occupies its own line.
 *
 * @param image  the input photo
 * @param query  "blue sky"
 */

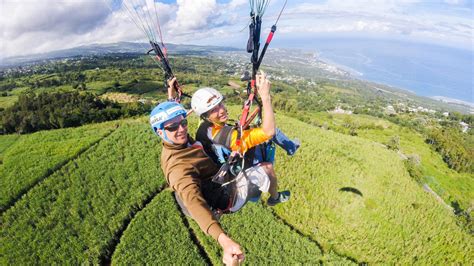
xmin=0 ymin=0 xmax=473 ymax=58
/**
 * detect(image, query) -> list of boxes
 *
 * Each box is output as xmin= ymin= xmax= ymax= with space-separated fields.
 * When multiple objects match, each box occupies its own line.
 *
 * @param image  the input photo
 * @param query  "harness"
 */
xmin=211 ymin=152 xmax=262 ymax=214
xmin=196 ymin=122 xmax=265 ymax=214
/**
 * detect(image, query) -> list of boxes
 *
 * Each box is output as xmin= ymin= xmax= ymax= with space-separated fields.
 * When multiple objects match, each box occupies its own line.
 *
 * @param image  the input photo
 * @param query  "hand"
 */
xmin=256 ymin=70 xmax=271 ymax=101
xmin=256 ymin=70 xmax=276 ymax=137
xmin=167 ymin=77 xmax=177 ymax=99
xmin=218 ymin=233 xmax=245 ymax=265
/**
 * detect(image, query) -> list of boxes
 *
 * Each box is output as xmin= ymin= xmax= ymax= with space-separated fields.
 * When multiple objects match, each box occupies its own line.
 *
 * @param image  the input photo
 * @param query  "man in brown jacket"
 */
xmin=150 ymin=100 xmax=245 ymax=265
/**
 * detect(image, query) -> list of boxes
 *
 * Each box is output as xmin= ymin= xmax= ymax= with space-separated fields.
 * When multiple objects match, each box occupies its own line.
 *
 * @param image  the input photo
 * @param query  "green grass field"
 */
xmin=111 ymin=190 xmax=208 ymax=265
xmin=1 ymin=120 xmax=164 ymax=264
xmin=0 ymin=96 xmax=18 ymax=109
xmin=84 ymin=80 xmax=115 ymax=94
xmin=272 ymin=114 xmax=472 ymax=263
xmin=188 ymin=201 xmax=354 ymax=264
xmin=298 ymin=112 xmax=473 ymax=211
xmin=0 ymin=134 xmax=20 ymax=157
xmin=0 ymin=122 xmax=117 ymax=211
xmin=1 ymin=111 xmax=472 ymax=264
xmin=0 ymin=87 xmax=30 ymax=109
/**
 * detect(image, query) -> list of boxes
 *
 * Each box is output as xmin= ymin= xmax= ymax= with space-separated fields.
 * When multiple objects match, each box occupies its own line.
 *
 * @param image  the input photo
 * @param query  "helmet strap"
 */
xmin=157 ymin=128 xmax=175 ymax=144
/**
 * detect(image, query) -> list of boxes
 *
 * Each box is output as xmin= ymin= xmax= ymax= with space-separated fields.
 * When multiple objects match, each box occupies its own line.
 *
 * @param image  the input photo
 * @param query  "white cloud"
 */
xmin=279 ymin=1 xmax=473 ymax=49
xmin=162 ymin=0 xmax=249 ymax=44
xmin=228 ymin=0 xmax=247 ymax=9
xmin=1 ymin=1 xmax=113 ymax=58
xmin=444 ymin=0 xmax=462 ymax=4
xmin=1 ymin=1 xmax=110 ymax=39
xmin=0 ymin=0 xmax=472 ymax=59
xmin=0 ymin=0 xmax=180 ymax=58
xmin=292 ymin=0 xmax=421 ymax=14
xmin=170 ymin=0 xmax=217 ymax=32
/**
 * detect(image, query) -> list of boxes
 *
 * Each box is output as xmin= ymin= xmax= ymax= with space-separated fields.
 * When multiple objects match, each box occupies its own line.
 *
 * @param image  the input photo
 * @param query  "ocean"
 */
xmin=278 ymin=37 xmax=473 ymax=103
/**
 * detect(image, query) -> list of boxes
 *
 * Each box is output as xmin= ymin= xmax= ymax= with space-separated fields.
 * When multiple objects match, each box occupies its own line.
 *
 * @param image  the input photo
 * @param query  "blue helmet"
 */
xmin=150 ymin=101 xmax=187 ymax=143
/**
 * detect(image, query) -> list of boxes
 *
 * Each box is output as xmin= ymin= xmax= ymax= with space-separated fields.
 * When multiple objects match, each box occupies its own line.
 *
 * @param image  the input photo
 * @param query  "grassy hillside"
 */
xmin=1 ymin=120 xmax=164 ymax=264
xmin=114 ymin=188 xmax=352 ymax=264
xmin=0 ymin=122 xmax=117 ymax=211
xmin=111 ymin=190 xmax=207 ymax=264
xmin=1 ymin=112 xmax=472 ymax=264
xmin=0 ymin=134 xmax=19 ymax=159
xmin=272 ymin=114 xmax=472 ymax=263
xmin=187 ymin=201 xmax=354 ymax=264
xmin=294 ymin=111 xmax=473 ymax=211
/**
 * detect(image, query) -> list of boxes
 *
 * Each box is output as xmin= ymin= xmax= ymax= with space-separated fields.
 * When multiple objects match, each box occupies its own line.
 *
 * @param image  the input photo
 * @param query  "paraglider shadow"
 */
xmin=339 ymin=187 xmax=363 ymax=197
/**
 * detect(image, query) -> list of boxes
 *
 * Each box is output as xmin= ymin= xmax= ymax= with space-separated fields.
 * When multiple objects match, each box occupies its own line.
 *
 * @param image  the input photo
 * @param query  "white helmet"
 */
xmin=191 ymin=87 xmax=224 ymax=116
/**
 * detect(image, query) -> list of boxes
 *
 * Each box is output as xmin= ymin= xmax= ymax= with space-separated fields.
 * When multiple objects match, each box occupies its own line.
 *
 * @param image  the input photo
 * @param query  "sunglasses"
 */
xmin=164 ymin=119 xmax=188 ymax=132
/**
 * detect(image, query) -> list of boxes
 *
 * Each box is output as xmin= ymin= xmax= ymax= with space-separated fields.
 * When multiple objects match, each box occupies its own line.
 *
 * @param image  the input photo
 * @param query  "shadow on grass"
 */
xmin=339 ymin=187 xmax=364 ymax=197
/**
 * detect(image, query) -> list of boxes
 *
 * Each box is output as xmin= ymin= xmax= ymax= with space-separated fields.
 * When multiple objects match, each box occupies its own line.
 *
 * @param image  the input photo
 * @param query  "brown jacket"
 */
xmin=160 ymin=136 xmax=223 ymax=240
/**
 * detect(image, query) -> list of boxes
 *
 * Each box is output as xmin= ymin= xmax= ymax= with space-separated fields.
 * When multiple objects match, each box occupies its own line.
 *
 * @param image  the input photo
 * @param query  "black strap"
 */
xmin=247 ymin=20 xmax=255 ymax=53
xmin=196 ymin=121 xmax=221 ymax=164
xmin=259 ymin=142 xmax=267 ymax=163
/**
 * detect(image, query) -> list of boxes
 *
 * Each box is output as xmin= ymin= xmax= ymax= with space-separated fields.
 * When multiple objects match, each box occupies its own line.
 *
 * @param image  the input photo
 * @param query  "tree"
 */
xmin=0 ymin=91 xmax=148 ymax=134
xmin=79 ymin=82 xmax=87 ymax=91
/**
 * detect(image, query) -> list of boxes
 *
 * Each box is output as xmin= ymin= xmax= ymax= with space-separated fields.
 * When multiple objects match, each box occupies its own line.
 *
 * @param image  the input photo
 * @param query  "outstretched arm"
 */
xmin=220 ymin=73 xmax=276 ymax=153
xmin=167 ymin=163 xmax=223 ymax=239
xmin=208 ymin=72 xmax=275 ymax=153
xmin=167 ymin=164 xmax=245 ymax=265
xmin=256 ymin=71 xmax=275 ymax=137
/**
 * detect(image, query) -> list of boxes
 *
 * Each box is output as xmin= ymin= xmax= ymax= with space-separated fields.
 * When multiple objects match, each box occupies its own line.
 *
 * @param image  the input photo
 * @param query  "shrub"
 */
xmin=386 ymin=135 xmax=400 ymax=151
xmin=404 ymin=154 xmax=423 ymax=183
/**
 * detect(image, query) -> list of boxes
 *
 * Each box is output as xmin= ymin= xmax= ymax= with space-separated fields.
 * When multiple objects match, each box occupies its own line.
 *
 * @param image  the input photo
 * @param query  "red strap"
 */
xmin=265 ymin=31 xmax=274 ymax=44
xmin=240 ymin=78 xmax=256 ymax=122
xmin=239 ymin=101 xmax=251 ymax=125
